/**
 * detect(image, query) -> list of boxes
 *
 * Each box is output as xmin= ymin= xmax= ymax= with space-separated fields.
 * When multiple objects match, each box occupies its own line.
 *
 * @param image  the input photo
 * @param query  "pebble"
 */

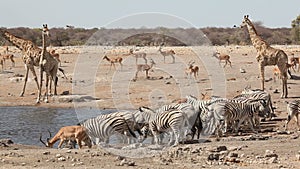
xmin=58 ymin=157 xmax=66 ymax=161
xmin=55 ymin=154 xmax=62 ymax=158
xmin=43 ymin=151 xmax=50 ymax=155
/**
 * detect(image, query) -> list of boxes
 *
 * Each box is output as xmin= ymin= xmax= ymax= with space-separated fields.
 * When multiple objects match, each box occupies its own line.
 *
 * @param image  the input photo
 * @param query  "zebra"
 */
xmin=149 ymin=109 xmax=190 ymax=146
xmin=284 ymin=100 xmax=300 ymax=131
xmin=237 ymin=88 xmax=274 ymax=119
xmin=185 ymin=95 xmax=228 ymax=137
xmin=79 ymin=115 xmax=136 ymax=145
xmin=155 ymin=103 xmax=200 ymax=140
xmin=95 ymin=111 xmax=141 ymax=144
xmin=135 ymin=106 xmax=190 ymax=146
xmin=207 ymin=99 xmax=268 ymax=136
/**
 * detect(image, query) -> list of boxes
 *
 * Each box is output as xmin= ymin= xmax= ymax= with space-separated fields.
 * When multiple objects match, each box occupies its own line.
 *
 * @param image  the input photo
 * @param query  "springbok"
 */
xmin=40 ymin=126 xmax=92 ymax=149
xmin=133 ymin=58 xmax=156 ymax=81
xmin=158 ymin=46 xmax=175 ymax=63
xmin=290 ymin=54 xmax=300 ymax=72
xmin=185 ymin=60 xmax=199 ymax=79
xmin=102 ymin=55 xmax=123 ymax=70
xmin=1 ymin=54 xmax=15 ymax=67
xmin=214 ymin=52 xmax=232 ymax=68
xmin=129 ymin=49 xmax=147 ymax=64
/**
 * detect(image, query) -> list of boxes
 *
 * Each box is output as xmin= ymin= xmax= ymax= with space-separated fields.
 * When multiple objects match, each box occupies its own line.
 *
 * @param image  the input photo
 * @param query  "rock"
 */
xmin=165 ymin=81 xmax=171 ymax=84
xmin=56 ymin=154 xmax=62 ymax=158
xmin=61 ymin=91 xmax=70 ymax=95
xmin=42 ymin=151 xmax=50 ymax=155
xmin=208 ymin=153 xmax=220 ymax=161
xmin=264 ymin=150 xmax=278 ymax=158
xmin=119 ymin=159 xmax=135 ymax=166
xmin=268 ymin=157 xmax=277 ymax=164
xmin=296 ymin=154 xmax=300 ymax=160
xmin=216 ymin=146 xmax=227 ymax=152
xmin=228 ymin=152 xmax=238 ymax=158
xmin=58 ymin=157 xmax=66 ymax=161
xmin=240 ymin=68 xmax=246 ymax=73
xmin=0 ymin=139 xmax=14 ymax=145
xmin=273 ymin=89 xmax=279 ymax=93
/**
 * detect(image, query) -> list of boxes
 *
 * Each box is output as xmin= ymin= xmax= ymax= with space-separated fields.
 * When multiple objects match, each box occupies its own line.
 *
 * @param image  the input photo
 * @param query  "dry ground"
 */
xmin=0 ymin=45 xmax=300 ymax=168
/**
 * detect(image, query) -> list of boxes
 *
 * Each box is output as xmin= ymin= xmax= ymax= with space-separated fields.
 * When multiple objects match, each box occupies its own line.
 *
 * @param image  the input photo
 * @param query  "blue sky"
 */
xmin=0 ymin=0 xmax=299 ymax=28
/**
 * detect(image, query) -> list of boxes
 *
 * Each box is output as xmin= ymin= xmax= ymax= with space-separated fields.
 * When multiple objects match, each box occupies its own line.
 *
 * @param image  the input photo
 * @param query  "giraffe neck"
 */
xmin=246 ymin=22 xmax=269 ymax=50
xmin=2 ymin=31 xmax=34 ymax=52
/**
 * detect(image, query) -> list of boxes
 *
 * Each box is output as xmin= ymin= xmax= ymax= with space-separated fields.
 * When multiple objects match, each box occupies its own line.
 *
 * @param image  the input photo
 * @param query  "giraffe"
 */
xmin=0 ymin=25 xmax=59 ymax=103
xmin=240 ymin=15 xmax=289 ymax=98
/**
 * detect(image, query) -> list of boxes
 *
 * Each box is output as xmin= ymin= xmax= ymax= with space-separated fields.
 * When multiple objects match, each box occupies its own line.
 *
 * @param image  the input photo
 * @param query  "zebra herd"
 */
xmin=70 ymin=87 xmax=300 ymax=148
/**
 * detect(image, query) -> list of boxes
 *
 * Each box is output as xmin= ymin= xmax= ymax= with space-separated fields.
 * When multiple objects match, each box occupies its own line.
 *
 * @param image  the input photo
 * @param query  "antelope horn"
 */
xmin=47 ymin=129 xmax=52 ymax=138
xmin=39 ymin=133 xmax=47 ymax=146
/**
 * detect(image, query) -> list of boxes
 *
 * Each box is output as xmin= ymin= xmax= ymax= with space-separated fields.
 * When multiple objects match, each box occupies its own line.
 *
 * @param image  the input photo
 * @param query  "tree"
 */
xmin=291 ymin=15 xmax=300 ymax=44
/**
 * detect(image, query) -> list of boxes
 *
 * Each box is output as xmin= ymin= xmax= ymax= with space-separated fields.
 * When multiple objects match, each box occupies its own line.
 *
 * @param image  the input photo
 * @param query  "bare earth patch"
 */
xmin=1 ymin=45 xmax=300 ymax=168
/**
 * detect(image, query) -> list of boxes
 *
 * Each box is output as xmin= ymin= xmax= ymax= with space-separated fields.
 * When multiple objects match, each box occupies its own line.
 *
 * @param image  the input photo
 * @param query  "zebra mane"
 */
xmin=139 ymin=106 xmax=155 ymax=113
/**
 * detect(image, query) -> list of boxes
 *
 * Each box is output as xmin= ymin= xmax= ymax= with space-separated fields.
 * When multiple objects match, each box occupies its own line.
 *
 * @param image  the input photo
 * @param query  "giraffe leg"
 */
xmin=37 ymin=66 xmax=43 ymax=103
xmin=20 ymin=65 xmax=30 ymax=97
xmin=44 ymin=75 xmax=49 ymax=103
xmin=260 ymin=64 xmax=265 ymax=90
xmin=278 ymin=64 xmax=288 ymax=98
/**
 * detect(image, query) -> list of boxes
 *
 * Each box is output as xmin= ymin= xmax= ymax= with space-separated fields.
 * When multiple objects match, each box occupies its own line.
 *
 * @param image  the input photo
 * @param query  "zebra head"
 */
xmin=134 ymin=106 xmax=156 ymax=123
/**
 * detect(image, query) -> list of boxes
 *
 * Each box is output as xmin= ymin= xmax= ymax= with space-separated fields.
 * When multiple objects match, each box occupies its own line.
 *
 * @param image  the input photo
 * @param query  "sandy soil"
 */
xmin=1 ymin=45 xmax=300 ymax=168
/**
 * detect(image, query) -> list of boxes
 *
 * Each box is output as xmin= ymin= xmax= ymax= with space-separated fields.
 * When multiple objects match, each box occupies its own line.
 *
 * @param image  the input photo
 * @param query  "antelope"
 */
xmin=185 ymin=60 xmax=199 ymax=79
xmin=1 ymin=54 xmax=15 ymax=67
xmin=40 ymin=126 xmax=92 ymax=149
xmin=214 ymin=52 xmax=232 ymax=68
xmin=158 ymin=46 xmax=175 ymax=63
xmin=129 ymin=49 xmax=147 ymax=64
xmin=50 ymin=49 xmax=61 ymax=66
xmin=133 ymin=58 xmax=156 ymax=81
xmin=290 ymin=54 xmax=300 ymax=72
xmin=102 ymin=55 xmax=123 ymax=70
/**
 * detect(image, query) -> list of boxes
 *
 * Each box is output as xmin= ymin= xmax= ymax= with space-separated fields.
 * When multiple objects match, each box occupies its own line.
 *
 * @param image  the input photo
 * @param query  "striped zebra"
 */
xmin=135 ymin=106 xmax=190 ymax=146
xmin=79 ymin=115 xmax=136 ymax=145
xmin=285 ymin=100 xmax=300 ymax=131
xmin=155 ymin=103 xmax=200 ymax=140
xmin=185 ymin=95 xmax=228 ymax=137
xmin=150 ymin=109 xmax=190 ymax=146
xmin=95 ymin=111 xmax=141 ymax=144
xmin=237 ymin=88 xmax=274 ymax=118
xmin=207 ymin=99 xmax=268 ymax=135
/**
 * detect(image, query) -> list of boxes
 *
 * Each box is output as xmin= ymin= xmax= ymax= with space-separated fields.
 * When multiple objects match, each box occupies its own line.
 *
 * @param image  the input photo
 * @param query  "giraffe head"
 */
xmin=240 ymin=15 xmax=250 ymax=28
xmin=42 ymin=24 xmax=50 ymax=37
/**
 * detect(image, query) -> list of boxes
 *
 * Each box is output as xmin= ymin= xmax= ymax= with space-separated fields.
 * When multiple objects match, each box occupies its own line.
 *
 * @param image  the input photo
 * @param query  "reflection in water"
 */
xmin=0 ymin=107 xmax=113 ymax=146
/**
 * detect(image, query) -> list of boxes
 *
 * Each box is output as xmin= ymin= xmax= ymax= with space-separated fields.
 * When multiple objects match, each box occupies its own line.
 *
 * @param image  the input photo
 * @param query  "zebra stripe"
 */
xmin=237 ymin=89 xmax=274 ymax=118
xmin=155 ymin=103 xmax=200 ymax=140
xmin=208 ymin=99 xmax=267 ymax=135
xmin=149 ymin=109 xmax=189 ymax=146
xmin=285 ymin=100 xmax=300 ymax=131
xmin=95 ymin=111 xmax=140 ymax=143
xmin=80 ymin=115 xmax=136 ymax=144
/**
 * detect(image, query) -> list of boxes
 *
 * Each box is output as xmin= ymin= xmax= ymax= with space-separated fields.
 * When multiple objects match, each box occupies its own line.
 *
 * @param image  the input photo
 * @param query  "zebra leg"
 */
xmin=295 ymin=113 xmax=300 ymax=131
xmin=168 ymin=131 xmax=174 ymax=146
xmin=247 ymin=118 xmax=258 ymax=134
